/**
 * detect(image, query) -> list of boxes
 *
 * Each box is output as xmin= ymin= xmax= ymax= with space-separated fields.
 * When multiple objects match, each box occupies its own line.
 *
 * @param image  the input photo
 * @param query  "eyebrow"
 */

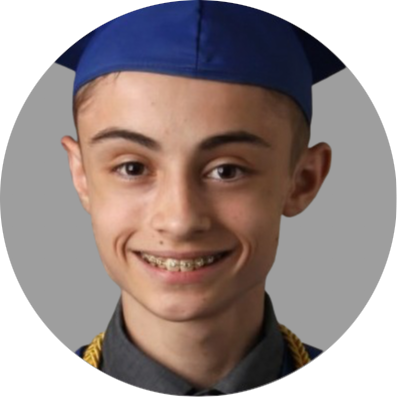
xmin=89 ymin=128 xmax=271 ymax=151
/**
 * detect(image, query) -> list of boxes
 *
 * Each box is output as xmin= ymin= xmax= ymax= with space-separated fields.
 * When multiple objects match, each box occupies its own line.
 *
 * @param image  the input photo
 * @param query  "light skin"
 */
xmin=62 ymin=72 xmax=331 ymax=389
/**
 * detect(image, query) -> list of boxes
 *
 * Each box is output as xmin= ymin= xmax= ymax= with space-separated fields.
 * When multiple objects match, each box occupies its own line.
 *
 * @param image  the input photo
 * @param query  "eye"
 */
xmin=115 ymin=161 xmax=147 ymax=178
xmin=206 ymin=164 xmax=248 ymax=181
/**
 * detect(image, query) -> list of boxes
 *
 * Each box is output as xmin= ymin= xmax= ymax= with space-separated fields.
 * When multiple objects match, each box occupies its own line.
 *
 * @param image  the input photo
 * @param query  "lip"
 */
xmin=135 ymin=250 xmax=229 ymax=260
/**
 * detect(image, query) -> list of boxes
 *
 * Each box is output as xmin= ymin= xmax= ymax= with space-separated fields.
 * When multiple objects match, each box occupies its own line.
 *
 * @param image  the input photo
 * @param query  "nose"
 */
xmin=149 ymin=173 xmax=212 ymax=240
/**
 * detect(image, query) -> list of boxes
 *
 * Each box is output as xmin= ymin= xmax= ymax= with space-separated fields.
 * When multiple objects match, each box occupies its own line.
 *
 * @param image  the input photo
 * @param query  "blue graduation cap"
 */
xmin=56 ymin=0 xmax=345 ymax=122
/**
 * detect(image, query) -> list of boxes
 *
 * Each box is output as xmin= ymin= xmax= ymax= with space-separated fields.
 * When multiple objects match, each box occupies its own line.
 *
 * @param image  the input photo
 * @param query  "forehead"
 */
xmin=76 ymin=72 xmax=297 ymax=141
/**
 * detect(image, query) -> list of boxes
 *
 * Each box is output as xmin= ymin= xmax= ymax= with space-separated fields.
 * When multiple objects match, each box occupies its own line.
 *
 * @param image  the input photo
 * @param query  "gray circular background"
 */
xmin=1 ymin=60 xmax=395 ymax=352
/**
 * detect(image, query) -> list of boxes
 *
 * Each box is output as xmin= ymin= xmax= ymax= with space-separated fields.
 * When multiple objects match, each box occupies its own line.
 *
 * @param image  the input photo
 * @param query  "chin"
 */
xmin=144 ymin=292 xmax=226 ymax=323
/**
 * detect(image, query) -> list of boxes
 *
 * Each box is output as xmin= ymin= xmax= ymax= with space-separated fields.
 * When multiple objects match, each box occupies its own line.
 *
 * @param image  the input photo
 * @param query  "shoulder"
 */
xmin=279 ymin=341 xmax=323 ymax=378
xmin=75 ymin=345 xmax=88 ymax=358
xmin=75 ymin=332 xmax=105 ymax=361
xmin=304 ymin=343 xmax=322 ymax=360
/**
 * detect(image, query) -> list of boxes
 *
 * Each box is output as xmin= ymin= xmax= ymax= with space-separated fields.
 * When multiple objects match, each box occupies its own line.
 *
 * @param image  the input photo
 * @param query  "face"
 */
xmin=63 ymin=72 xmax=325 ymax=322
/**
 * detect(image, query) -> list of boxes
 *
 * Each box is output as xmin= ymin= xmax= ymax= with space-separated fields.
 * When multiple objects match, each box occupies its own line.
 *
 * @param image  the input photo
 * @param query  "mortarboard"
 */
xmin=56 ymin=0 xmax=345 ymax=122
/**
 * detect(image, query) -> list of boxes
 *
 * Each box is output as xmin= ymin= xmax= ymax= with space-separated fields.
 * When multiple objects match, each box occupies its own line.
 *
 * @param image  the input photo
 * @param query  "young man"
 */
xmin=57 ymin=1 xmax=344 ymax=394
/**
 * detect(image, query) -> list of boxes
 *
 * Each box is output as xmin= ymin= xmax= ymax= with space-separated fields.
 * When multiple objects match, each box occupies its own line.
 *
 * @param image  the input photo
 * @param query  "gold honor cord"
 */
xmin=278 ymin=324 xmax=311 ymax=368
xmin=82 ymin=324 xmax=311 ymax=370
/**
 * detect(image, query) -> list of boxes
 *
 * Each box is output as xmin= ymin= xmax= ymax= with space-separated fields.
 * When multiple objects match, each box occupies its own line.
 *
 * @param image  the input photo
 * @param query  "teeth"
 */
xmin=156 ymin=258 xmax=165 ymax=268
xmin=194 ymin=258 xmax=204 ymax=268
xmin=165 ymin=258 xmax=179 ymax=271
xmin=181 ymin=260 xmax=197 ymax=272
xmin=140 ymin=252 xmax=224 ymax=271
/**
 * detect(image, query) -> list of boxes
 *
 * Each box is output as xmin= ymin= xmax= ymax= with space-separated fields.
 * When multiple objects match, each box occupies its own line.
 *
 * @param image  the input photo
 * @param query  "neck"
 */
xmin=121 ymin=287 xmax=265 ymax=390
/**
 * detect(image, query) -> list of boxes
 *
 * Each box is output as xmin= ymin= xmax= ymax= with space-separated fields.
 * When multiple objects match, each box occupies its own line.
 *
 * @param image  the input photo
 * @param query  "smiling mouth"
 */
xmin=136 ymin=251 xmax=232 ymax=272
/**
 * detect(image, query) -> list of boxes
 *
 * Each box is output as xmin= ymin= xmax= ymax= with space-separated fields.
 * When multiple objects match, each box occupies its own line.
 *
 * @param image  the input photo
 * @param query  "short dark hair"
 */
xmin=73 ymin=73 xmax=310 ymax=171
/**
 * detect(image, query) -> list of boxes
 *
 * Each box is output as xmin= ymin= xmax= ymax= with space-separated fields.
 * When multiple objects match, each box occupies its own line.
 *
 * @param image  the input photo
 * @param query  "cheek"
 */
xmin=88 ymin=184 xmax=146 ymax=276
xmin=213 ymin=186 xmax=283 ymax=281
xmin=216 ymin=187 xmax=282 ymax=239
xmin=88 ymin=172 xmax=147 ymax=231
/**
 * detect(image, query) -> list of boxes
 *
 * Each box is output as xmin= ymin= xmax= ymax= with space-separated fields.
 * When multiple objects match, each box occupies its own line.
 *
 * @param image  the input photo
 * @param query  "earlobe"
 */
xmin=283 ymin=143 xmax=332 ymax=217
xmin=61 ymin=136 xmax=91 ymax=213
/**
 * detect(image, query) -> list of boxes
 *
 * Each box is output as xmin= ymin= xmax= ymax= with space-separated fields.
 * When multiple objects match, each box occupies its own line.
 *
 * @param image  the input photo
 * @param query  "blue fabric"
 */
xmin=279 ymin=343 xmax=322 ymax=377
xmin=56 ymin=0 xmax=344 ymax=123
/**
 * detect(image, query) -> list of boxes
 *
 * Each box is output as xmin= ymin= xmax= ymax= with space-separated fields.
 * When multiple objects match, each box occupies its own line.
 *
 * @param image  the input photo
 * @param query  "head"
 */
xmin=62 ymin=71 xmax=331 ymax=322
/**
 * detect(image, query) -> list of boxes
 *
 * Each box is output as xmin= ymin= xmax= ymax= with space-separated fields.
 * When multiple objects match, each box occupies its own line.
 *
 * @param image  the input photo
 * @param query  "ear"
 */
xmin=61 ymin=136 xmax=91 ymax=213
xmin=283 ymin=142 xmax=332 ymax=217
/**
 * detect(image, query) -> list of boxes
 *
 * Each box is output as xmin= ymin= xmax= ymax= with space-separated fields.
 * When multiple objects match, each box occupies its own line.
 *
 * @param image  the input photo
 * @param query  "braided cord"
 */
xmin=82 ymin=325 xmax=310 ymax=370
xmin=82 ymin=332 xmax=105 ymax=368
xmin=278 ymin=324 xmax=311 ymax=368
